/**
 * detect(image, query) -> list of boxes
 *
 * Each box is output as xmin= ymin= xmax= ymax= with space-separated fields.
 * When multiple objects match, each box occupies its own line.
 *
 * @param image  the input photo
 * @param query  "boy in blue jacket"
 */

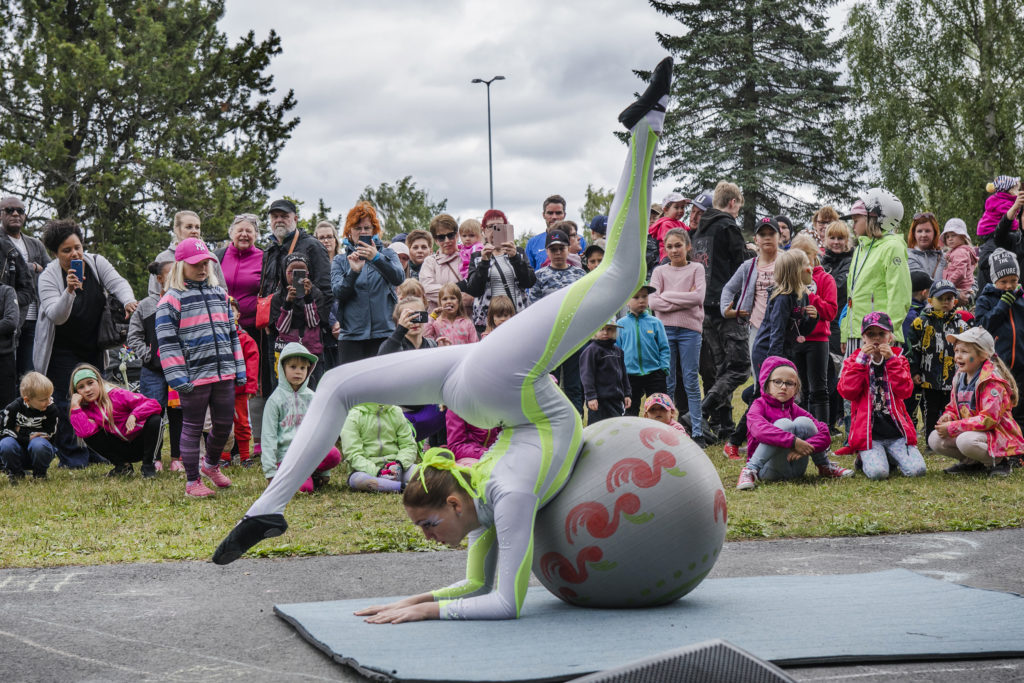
xmin=616 ymin=285 xmax=670 ymax=415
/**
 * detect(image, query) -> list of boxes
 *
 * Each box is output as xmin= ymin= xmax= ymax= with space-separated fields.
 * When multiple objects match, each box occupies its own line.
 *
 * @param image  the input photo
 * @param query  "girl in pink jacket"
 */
xmin=68 ymin=364 xmax=163 ymax=478
xmin=977 ymin=176 xmax=1020 ymax=237
xmin=444 ymin=410 xmax=501 ymax=466
xmin=939 ymin=218 xmax=978 ymax=303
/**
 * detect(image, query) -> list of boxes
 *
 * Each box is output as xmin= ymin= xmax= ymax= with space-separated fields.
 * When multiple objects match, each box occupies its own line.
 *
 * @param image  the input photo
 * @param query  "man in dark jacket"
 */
xmin=258 ymin=199 xmax=333 ymax=393
xmin=689 ymin=181 xmax=749 ymax=439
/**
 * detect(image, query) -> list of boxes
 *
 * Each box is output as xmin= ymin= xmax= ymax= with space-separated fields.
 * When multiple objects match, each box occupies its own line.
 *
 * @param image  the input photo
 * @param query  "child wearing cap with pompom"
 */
xmin=906 ymin=279 xmax=971 ymax=440
xmin=938 ymin=219 xmax=978 ymax=305
xmin=580 ymin=320 xmax=631 ymax=424
xmin=928 ymin=327 xmax=1023 ymax=477
xmin=838 ymin=312 xmax=926 ymax=480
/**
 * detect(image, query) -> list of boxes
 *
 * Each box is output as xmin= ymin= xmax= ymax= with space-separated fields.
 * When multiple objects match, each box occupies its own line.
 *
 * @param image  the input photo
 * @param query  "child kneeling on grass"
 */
xmin=262 ymin=343 xmax=340 ymax=493
xmin=838 ymin=312 xmax=927 ymax=480
xmin=341 ymin=402 xmax=418 ymax=491
xmin=736 ymin=357 xmax=851 ymax=490
xmin=928 ymin=328 xmax=1023 ymax=477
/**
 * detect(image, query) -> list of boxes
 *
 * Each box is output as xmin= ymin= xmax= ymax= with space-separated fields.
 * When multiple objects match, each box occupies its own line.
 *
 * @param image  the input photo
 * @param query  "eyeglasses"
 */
xmin=353 ymin=225 xmax=374 ymax=233
xmin=913 ymin=212 xmax=935 ymax=223
xmin=769 ymin=379 xmax=798 ymax=389
xmin=317 ymin=235 xmax=336 ymax=242
xmin=2 ymin=207 xmax=25 ymax=215
xmin=435 ymin=232 xmax=457 ymax=242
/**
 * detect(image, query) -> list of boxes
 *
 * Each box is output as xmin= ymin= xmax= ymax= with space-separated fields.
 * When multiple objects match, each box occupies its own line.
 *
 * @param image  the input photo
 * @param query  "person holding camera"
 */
xmin=462 ymin=209 xmax=535 ymax=332
xmin=36 ymin=219 xmax=137 ymax=468
xmin=270 ymin=253 xmax=328 ymax=388
xmin=331 ymin=201 xmax=404 ymax=365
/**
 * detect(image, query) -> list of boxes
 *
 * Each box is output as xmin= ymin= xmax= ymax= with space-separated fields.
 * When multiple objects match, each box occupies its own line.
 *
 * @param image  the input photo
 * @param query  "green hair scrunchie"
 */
xmin=72 ymin=368 xmax=99 ymax=387
xmin=417 ymin=447 xmax=483 ymax=500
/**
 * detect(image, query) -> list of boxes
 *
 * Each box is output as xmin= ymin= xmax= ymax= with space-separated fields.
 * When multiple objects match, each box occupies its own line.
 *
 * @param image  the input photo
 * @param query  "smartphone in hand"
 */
xmin=69 ymin=259 xmax=84 ymax=282
xmin=291 ymin=269 xmax=307 ymax=288
xmin=356 ymin=234 xmax=374 ymax=260
xmin=489 ymin=224 xmax=514 ymax=246
xmin=411 ymin=311 xmax=430 ymax=324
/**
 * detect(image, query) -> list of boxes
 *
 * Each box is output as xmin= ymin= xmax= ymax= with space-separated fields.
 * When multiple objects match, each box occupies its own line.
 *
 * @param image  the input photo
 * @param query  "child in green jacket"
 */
xmin=341 ymin=402 xmax=418 ymax=492
xmin=261 ymin=342 xmax=340 ymax=492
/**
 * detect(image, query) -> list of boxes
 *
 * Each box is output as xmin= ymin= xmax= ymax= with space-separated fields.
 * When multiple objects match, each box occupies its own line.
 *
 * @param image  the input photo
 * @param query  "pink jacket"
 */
xmin=70 ymin=387 xmax=162 ymax=441
xmin=746 ymin=357 xmax=831 ymax=457
xmin=648 ymin=216 xmax=687 ymax=260
xmin=977 ymin=192 xmax=1019 ymax=237
xmin=941 ymin=244 xmax=978 ymax=297
xmin=424 ymin=316 xmax=479 ymax=345
xmin=445 ymin=410 xmax=501 ymax=463
xmin=943 ymin=359 xmax=1024 ymax=459
xmin=457 ymin=242 xmax=483 ymax=278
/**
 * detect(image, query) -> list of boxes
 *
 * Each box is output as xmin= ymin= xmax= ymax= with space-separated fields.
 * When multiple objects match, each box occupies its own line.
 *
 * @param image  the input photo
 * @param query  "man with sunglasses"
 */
xmin=0 ymin=196 xmax=49 ymax=375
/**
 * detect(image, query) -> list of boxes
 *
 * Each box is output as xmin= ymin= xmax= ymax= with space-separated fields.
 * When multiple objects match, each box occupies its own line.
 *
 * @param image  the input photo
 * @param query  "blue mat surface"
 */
xmin=275 ymin=569 xmax=1024 ymax=682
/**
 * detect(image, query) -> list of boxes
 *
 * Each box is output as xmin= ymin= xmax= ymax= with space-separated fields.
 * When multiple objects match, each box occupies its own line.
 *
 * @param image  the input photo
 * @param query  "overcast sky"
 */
xmin=220 ymin=1 xmax=850 ymax=238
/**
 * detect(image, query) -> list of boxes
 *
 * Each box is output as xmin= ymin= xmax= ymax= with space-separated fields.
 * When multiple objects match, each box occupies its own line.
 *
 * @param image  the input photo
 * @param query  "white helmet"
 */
xmin=860 ymin=187 xmax=903 ymax=234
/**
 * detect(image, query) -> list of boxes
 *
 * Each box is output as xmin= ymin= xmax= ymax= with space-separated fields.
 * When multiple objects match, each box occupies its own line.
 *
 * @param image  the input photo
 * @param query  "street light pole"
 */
xmin=471 ymin=75 xmax=505 ymax=209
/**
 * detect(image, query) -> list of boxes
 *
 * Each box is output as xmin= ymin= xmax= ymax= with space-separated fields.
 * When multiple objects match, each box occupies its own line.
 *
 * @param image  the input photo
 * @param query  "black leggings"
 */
xmin=794 ymin=340 xmax=830 ymax=424
xmin=167 ymin=407 xmax=183 ymax=460
xmin=84 ymin=415 xmax=162 ymax=468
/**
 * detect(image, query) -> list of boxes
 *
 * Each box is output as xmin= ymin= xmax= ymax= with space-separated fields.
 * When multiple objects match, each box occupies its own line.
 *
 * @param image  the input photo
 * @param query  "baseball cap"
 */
xmin=945 ymin=327 xmax=995 ymax=356
xmin=861 ymin=311 xmax=893 ymax=333
xmin=650 ymin=203 xmax=664 ymax=217
xmin=545 ymin=230 xmax=570 ymax=248
xmin=690 ymin=192 xmax=713 ymax=212
xmin=642 ymin=392 xmax=676 ymax=415
xmin=662 ymin=192 xmax=687 ymax=207
xmin=928 ymin=279 xmax=957 ymax=299
xmin=635 ymin=284 xmax=657 ymax=296
xmin=839 ymin=199 xmax=868 ymax=221
xmin=601 ymin=318 xmax=623 ymax=328
xmin=390 ymin=242 xmax=410 ymax=257
xmin=268 ymin=199 xmax=297 ymax=214
xmin=588 ymin=215 xmax=608 ymax=236
xmin=391 ymin=232 xmax=408 ymax=243
xmin=755 ymin=216 xmax=780 ymax=234
xmin=174 ymin=237 xmax=216 ymax=265
xmin=583 ymin=244 xmax=605 ymax=260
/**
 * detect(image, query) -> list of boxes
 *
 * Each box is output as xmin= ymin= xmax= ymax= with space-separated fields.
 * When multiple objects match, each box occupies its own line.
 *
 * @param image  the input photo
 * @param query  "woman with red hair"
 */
xmin=330 ymin=201 xmax=405 ymax=364
xmin=906 ymin=211 xmax=946 ymax=279
xmin=462 ymin=208 xmax=536 ymax=332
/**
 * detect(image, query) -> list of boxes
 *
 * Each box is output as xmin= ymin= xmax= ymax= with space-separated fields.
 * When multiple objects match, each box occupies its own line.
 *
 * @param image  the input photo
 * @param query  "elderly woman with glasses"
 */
xmin=214 ymin=214 xmax=265 ymax=338
xmin=419 ymin=214 xmax=469 ymax=312
xmin=331 ymin=201 xmax=405 ymax=365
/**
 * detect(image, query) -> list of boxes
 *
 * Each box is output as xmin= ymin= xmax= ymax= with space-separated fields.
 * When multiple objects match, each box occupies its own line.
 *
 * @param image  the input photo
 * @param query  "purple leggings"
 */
xmin=179 ymin=380 xmax=236 ymax=481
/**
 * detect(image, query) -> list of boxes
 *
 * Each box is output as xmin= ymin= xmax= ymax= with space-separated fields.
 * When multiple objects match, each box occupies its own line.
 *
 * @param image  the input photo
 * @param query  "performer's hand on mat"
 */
xmin=588 ymin=399 xmax=599 ymax=412
xmin=355 ymin=592 xmax=434 ymax=618
xmin=361 ymin=601 xmax=440 ymax=624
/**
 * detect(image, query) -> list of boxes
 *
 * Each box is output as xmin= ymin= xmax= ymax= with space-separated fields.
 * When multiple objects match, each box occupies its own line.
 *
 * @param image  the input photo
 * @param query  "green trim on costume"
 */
xmin=511 ymin=504 xmax=539 ymax=617
xmin=432 ymin=526 xmax=496 ymax=600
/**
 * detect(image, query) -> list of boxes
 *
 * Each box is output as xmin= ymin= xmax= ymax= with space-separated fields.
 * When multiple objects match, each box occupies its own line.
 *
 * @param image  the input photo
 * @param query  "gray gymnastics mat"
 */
xmin=274 ymin=569 xmax=1024 ymax=682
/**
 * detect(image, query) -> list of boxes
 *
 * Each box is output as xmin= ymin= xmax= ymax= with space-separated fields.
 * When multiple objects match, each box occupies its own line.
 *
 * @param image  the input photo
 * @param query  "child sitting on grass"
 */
xmin=838 ymin=312 xmax=927 ymax=480
xmin=736 ymin=357 xmax=851 ymax=490
xmin=640 ymin=392 xmax=688 ymax=435
xmin=0 ymin=372 xmax=59 ymax=482
xmin=974 ymin=249 xmax=1024 ymax=434
xmin=581 ymin=320 xmax=631 ymax=424
xmin=907 ymin=279 xmax=971 ymax=440
xmin=341 ymin=402 xmax=418 ymax=491
xmin=928 ymin=328 xmax=1023 ymax=477
xmin=262 ymin=342 xmax=340 ymax=492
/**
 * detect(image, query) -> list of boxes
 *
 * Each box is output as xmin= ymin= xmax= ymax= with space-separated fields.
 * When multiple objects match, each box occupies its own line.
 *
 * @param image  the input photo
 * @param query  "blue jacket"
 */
xmin=615 ymin=310 xmax=670 ymax=377
xmin=975 ymin=284 xmax=1024 ymax=374
xmin=331 ymin=236 xmax=405 ymax=341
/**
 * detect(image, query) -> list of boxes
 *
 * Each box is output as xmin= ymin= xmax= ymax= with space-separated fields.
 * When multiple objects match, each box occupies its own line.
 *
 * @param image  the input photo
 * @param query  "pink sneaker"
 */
xmin=818 ymin=462 xmax=854 ymax=479
xmin=299 ymin=477 xmax=314 ymax=493
xmin=723 ymin=443 xmax=742 ymax=460
xmin=200 ymin=463 xmax=232 ymax=488
xmin=736 ymin=468 xmax=758 ymax=490
xmin=185 ymin=480 xmax=216 ymax=498
xmin=154 ymin=460 xmax=163 ymax=472
xmin=169 ymin=459 xmax=185 ymax=472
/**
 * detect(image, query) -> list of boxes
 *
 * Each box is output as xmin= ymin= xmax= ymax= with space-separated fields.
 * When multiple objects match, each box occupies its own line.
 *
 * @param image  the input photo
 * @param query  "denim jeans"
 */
xmin=138 ymin=367 xmax=168 ymax=408
xmin=0 ymin=436 xmax=56 ymax=477
xmin=745 ymin=416 xmax=829 ymax=481
xmin=665 ymin=326 xmax=703 ymax=437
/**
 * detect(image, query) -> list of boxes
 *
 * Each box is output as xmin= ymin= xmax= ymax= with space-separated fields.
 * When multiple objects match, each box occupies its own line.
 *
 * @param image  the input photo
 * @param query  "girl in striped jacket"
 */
xmin=156 ymin=238 xmax=246 ymax=498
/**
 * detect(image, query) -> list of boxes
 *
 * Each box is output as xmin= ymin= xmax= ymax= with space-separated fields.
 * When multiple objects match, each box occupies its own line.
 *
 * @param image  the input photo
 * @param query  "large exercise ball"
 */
xmin=533 ymin=416 xmax=726 ymax=607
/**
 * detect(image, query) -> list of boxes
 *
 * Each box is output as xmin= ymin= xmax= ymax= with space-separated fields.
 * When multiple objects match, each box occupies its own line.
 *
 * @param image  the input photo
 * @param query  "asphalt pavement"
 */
xmin=1 ymin=528 xmax=1023 ymax=682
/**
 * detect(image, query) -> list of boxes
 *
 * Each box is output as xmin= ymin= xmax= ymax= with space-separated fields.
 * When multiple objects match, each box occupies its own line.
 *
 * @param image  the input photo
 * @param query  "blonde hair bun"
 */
xmin=987 ymin=182 xmax=996 ymax=193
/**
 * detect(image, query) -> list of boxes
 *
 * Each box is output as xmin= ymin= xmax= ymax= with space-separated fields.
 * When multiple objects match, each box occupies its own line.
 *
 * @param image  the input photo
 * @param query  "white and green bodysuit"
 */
xmin=226 ymin=73 xmax=666 ymax=620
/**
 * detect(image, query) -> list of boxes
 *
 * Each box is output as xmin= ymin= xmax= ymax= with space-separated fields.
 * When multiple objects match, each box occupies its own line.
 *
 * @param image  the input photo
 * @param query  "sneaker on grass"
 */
xmin=736 ymin=467 xmax=758 ymax=490
xmin=185 ymin=480 xmax=216 ymax=498
xmin=723 ymin=443 xmax=742 ymax=460
xmin=817 ymin=462 xmax=854 ymax=479
xmin=200 ymin=463 xmax=232 ymax=488
xmin=943 ymin=460 xmax=987 ymax=475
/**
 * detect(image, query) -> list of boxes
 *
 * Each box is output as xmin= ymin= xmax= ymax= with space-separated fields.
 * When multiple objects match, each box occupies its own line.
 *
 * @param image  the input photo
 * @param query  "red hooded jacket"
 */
xmin=838 ymin=348 xmax=917 ymax=450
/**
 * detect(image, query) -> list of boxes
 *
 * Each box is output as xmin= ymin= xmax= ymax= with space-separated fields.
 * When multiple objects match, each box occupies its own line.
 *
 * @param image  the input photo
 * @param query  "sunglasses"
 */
xmin=913 ymin=212 xmax=935 ymax=222
xmin=2 ymin=207 xmax=25 ymax=215
xmin=435 ymin=232 xmax=457 ymax=242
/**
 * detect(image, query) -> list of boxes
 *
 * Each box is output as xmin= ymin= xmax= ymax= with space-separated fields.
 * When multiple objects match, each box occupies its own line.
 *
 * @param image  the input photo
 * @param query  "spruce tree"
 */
xmin=648 ymin=0 xmax=857 ymax=232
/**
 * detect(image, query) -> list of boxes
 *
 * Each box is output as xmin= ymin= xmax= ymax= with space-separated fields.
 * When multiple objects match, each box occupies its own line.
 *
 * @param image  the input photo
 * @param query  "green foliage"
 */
xmin=646 ymin=0 xmax=859 ymax=232
xmin=358 ymin=176 xmax=448 ymax=239
xmin=580 ymin=184 xmax=615 ymax=225
xmin=846 ymin=0 xmax=1024 ymax=227
xmin=0 ymin=0 xmax=298 ymax=293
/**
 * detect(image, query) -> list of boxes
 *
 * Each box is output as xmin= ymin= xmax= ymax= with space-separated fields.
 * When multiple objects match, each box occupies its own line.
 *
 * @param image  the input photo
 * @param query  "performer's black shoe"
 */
xmin=618 ymin=56 xmax=673 ymax=130
xmin=212 ymin=514 xmax=288 ymax=565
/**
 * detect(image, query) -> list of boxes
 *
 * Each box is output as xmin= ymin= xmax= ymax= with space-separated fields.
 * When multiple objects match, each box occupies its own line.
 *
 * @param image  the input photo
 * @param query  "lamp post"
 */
xmin=471 ymin=75 xmax=505 ymax=209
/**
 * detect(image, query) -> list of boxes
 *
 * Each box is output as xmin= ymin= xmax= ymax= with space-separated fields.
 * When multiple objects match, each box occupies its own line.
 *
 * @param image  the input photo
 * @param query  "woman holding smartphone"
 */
xmin=35 ymin=219 xmax=138 ymax=468
xmin=331 ymin=201 xmax=405 ymax=365
xmin=463 ymin=209 xmax=536 ymax=333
